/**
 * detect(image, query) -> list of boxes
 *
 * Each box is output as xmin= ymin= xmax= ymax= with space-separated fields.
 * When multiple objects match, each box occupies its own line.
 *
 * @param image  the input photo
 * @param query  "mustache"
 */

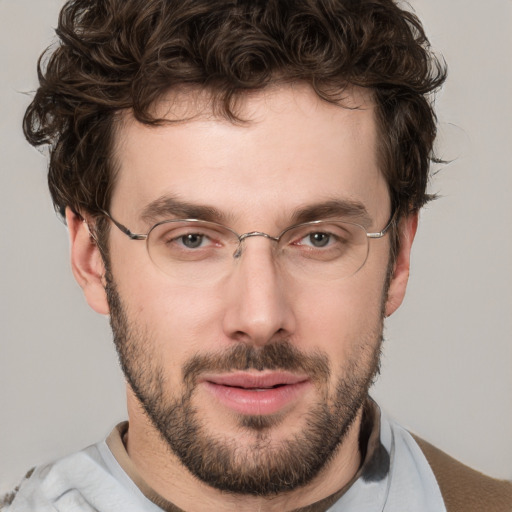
xmin=182 ymin=341 xmax=330 ymax=387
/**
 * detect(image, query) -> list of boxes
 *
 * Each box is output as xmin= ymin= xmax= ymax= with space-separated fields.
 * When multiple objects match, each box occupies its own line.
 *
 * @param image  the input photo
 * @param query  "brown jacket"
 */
xmin=414 ymin=435 xmax=512 ymax=512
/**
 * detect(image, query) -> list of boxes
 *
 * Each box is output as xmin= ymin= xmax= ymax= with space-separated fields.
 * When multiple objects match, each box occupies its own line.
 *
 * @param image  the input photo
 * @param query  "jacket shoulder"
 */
xmin=412 ymin=434 xmax=512 ymax=512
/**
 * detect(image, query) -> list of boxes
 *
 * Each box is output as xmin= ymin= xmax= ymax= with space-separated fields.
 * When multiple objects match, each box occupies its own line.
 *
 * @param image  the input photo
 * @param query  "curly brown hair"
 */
xmin=23 ymin=0 xmax=446 ymax=234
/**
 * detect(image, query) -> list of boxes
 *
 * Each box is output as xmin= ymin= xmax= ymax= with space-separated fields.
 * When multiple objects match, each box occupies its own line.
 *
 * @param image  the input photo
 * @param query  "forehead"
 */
xmin=111 ymin=84 xmax=388 ymax=227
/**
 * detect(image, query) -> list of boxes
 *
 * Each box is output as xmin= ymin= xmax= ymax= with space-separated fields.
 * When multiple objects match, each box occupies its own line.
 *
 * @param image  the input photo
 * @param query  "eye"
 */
xmin=165 ymin=229 xmax=221 ymax=251
xmin=178 ymin=232 xmax=209 ymax=249
xmin=284 ymin=222 xmax=357 ymax=259
xmin=294 ymin=228 xmax=341 ymax=249
xmin=151 ymin=221 xmax=229 ymax=260
xmin=303 ymin=232 xmax=332 ymax=248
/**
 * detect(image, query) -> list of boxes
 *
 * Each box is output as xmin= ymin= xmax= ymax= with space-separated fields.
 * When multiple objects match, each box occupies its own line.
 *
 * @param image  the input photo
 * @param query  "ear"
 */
xmin=385 ymin=211 xmax=418 ymax=317
xmin=66 ymin=208 xmax=110 ymax=315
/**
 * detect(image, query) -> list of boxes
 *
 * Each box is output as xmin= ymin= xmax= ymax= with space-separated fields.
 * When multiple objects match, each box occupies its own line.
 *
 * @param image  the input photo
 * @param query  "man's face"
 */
xmin=83 ymin=85 xmax=406 ymax=495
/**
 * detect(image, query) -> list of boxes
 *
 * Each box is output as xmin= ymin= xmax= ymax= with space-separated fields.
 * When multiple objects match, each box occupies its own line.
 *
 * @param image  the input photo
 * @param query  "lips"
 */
xmin=200 ymin=371 xmax=310 ymax=416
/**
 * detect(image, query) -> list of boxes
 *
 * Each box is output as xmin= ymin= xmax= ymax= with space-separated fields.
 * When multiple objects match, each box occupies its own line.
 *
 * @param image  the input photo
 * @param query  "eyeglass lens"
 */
xmin=146 ymin=220 xmax=370 ymax=281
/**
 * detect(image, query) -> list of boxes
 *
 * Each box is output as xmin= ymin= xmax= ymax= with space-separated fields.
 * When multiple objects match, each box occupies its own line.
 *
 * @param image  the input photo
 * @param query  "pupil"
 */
xmin=310 ymin=233 xmax=329 ymax=247
xmin=182 ymin=234 xmax=203 ymax=248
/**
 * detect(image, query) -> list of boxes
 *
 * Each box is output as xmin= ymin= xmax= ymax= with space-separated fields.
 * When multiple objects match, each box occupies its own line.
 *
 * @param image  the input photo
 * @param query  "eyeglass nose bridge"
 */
xmin=233 ymin=231 xmax=280 ymax=258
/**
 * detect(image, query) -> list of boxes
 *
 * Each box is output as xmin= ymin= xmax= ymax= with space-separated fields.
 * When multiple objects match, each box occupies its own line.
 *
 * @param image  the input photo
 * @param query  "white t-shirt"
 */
xmin=4 ymin=406 xmax=446 ymax=512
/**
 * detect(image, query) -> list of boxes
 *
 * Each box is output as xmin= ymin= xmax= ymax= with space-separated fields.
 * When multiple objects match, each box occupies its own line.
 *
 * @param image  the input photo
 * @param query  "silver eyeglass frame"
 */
xmin=99 ymin=208 xmax=397 ymax=259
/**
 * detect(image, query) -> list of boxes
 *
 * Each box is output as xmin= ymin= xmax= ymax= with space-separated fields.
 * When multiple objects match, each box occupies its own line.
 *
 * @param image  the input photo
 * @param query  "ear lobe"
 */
xmin=385 ymin=212 xmax=418 ymax=317
xmin=66 ymin=208 xmax=110 ymax=315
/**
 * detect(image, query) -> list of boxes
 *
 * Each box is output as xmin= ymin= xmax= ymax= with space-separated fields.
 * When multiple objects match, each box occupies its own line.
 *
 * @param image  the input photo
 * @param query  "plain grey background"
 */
xmin=1 ymin=0 xmax=511 ymax=494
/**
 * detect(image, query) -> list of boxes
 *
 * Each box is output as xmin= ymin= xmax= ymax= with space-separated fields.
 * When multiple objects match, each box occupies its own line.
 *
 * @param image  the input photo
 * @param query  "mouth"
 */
xmin=200 ymin=371 xmax=311 ymax=416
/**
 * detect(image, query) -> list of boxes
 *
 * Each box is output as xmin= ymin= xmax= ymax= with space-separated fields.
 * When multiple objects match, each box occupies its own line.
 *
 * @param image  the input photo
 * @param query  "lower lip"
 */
xmin=203 ymin=380 xmax=311 ymax=415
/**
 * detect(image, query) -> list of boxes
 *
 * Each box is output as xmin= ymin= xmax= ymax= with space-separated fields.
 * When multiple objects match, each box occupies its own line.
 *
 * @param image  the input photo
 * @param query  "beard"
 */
xmin=106 ymin=273 xmax=383 ymax=496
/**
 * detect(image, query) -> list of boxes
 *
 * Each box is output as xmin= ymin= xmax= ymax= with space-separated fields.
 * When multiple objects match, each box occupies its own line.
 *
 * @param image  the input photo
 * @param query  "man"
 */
xmin=3 ymin=0 xmax=511 ymax=511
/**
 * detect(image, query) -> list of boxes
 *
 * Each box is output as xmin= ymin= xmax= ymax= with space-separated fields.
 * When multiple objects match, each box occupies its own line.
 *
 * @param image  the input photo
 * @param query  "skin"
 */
xmin=67 ymin=84 xmax=417 ymax=511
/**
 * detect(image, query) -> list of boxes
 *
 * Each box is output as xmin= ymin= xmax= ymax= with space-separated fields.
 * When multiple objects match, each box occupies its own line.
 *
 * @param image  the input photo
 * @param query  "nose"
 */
xmin=222 ymin=237 xmax=296 ymax=346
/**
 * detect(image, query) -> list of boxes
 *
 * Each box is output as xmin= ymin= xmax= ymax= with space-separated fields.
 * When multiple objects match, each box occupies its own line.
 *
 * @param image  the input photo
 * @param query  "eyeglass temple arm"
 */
xmin=366 ymin=209 xmax=398 ymax=239
xmin=100 ymin=210 xmax=147 ymax=240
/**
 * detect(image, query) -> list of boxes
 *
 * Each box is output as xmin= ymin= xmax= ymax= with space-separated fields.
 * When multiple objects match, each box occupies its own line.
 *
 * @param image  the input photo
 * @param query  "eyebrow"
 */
xmin=140 ymin=195 xmax=372 ymax=229
xmin=140 ymin=196 xmax=230 ymax=225
xmin=290 ymin=199 xmax=372 ymax=228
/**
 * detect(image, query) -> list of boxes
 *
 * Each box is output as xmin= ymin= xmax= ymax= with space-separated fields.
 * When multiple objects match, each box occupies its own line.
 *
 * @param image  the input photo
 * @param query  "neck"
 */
xmin=124 ymin=391 xmax=364 ymax=512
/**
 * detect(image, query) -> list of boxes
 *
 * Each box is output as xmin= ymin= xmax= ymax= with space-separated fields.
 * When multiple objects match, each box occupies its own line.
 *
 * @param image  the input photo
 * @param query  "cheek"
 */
xmin=115 ymin=271 xmax=227 ymax=357
xmin=292 ymin=273 xmax=386 ymax=358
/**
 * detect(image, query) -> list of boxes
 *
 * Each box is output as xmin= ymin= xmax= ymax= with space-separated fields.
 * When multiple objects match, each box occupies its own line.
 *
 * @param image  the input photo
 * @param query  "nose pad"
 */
xmin=222 ymin=237 xmax=296 ymax=346
xmin=233 ymin=241 xmax=243 ymax=259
